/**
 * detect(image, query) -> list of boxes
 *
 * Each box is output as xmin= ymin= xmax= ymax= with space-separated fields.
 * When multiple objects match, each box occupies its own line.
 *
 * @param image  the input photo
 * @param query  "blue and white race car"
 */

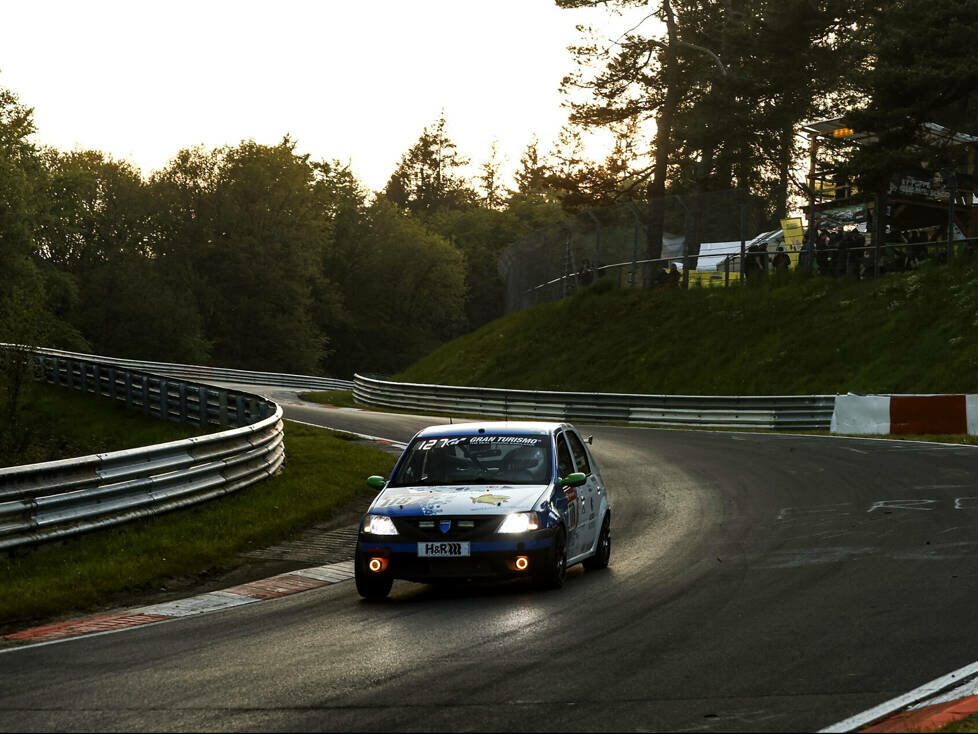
xmin=355 ymin=421 xmax=611 ymax=599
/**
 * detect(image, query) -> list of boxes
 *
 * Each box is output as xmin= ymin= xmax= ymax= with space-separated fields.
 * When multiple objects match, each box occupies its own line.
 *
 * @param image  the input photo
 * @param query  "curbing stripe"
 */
xmin=4 ymin=613 xmax=172 ymax=642
xmin=221 ymin=574 xmax=330 ymax=600
xmin=133 ymin=591 xmax=260 ymax=618
xmin=2 ymin=560 xmax=356 ymax=646
xmin=820 ymin=661 xmax=978 ymax=732
xmin=861 ymin=694 xmax=978 ymax=732
xmin=291 ymin=561 xmax=354 ymax=583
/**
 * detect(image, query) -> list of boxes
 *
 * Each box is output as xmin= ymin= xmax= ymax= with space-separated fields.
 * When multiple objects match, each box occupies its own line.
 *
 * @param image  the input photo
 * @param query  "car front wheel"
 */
xmin=583 ymin=513 xmax=611 ymax=570
xmin=534 ymin=526 xmax=567 ymax=589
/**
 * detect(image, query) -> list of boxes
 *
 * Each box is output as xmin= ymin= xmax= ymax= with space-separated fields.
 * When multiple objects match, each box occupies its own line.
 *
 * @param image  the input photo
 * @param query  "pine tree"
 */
xmin=383 ymin=113 xmax=475 ymax=216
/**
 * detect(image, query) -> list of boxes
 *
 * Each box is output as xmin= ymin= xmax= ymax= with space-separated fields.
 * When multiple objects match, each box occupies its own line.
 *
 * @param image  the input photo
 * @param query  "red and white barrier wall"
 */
xmin=831 ymin=394 xmax=978 ymax=435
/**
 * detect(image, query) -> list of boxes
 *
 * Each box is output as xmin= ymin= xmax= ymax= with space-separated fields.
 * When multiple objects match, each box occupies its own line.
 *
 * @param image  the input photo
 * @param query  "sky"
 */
xmin=2 ymin=0 xmax=657 ymax=192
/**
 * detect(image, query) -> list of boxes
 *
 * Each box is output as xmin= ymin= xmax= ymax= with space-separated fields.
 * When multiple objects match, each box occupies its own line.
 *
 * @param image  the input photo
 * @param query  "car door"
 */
xmin=566 ymin=429 xmax=601 ymax=556
xmin=554 ymin=432 xmax=581 ymax=554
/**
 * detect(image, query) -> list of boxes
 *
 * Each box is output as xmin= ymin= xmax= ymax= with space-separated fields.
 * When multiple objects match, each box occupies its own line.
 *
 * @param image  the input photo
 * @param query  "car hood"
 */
xmin=370 ymin=484 xmax=550 ymax=516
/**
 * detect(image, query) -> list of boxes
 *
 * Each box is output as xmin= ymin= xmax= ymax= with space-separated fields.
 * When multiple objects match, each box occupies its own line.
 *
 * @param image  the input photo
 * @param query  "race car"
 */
xmin=354 ymin=421 xmax=611 ymax=599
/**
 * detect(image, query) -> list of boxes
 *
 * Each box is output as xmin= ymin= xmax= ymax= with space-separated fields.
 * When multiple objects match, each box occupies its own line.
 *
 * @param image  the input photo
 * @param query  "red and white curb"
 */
xmin=832 ymin=393 xmax=978 ymax=435
xmin=2 ymin=560 xmax=354 ymax=646
xmin=820 ymin=660 xmax=978 ymax=732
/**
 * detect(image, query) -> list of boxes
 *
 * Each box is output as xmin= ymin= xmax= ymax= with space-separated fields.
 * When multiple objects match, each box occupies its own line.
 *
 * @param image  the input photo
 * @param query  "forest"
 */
xmin=1 ymin=0 xmax=976 ymax=381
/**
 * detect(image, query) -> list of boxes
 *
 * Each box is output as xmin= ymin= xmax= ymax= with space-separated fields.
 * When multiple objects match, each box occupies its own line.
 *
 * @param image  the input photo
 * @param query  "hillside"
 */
xmin=396 ymin=258 xmax=978 ymax=396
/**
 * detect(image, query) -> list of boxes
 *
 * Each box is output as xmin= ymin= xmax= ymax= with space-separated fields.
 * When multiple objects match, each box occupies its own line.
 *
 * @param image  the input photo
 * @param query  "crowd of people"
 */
xmin=797 ymin=226 xmax=967 ymax=278
xmin=564 ymin=223 xmax=973 ymax=294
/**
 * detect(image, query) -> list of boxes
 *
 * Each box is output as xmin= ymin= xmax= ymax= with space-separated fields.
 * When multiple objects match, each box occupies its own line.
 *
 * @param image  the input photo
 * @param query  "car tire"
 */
xmin=355 ymin=551 xmax=393 ymax=600
xmin=583 ymin=513 xmax=611 ymax=571
xmin=534 ymin=526 xmax=567 ymax=589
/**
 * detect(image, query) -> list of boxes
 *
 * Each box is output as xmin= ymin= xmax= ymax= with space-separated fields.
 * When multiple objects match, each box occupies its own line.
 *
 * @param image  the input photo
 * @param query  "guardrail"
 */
xmin=353 ymin=374 xmax=835 ymax=430
xmin=12 ymin=345 xmax=354 ymax=392
xmin=0 ymin=348 xmax=285 ymax=550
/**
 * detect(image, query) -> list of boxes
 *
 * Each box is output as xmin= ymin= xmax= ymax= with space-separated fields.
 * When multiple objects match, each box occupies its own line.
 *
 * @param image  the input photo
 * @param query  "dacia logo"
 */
xmin=439 ymin=520 xmax=451 ymax=534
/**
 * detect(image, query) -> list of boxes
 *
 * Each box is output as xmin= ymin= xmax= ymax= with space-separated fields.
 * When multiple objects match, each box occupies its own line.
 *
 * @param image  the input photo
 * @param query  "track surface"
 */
xmin=2 ymin=392 xmax=978 ymax=732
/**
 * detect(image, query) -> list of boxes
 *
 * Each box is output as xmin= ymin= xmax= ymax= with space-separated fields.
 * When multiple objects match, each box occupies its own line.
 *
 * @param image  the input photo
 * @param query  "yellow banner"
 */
xmin=781 ymin=217 xmax=805 ymax=249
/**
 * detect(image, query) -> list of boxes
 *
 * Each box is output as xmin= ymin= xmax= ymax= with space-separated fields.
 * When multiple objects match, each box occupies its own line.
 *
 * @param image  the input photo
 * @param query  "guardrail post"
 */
xmin=178 ymin=382 xmax=187 ymax=422
xmin=160 ymin=379 xmax=170 ymax=421
xmin=198 ymin=386 xmax=208 ymax=425
xmin=235 ymin=395 xmax=244 ymax=426
xmin=141 ymin=375 xmax=150 ymax=415
xmin=219 ymin=390 xmax=228 ymax=425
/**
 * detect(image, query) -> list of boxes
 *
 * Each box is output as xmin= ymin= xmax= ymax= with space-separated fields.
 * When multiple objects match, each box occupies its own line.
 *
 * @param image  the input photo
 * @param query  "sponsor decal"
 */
xmin=416 ymin=436 xmax=542 ymax=450
xmin=471 ymin=493 xmax=510 ymax=505
xmin=373 ymin=494 xmax=431 ymax=509
xmin=562 ymin=487 xmax=579 ymax=530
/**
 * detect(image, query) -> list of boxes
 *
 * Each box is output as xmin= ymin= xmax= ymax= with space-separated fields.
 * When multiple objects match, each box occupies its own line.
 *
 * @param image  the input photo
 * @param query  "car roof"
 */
xmin=414 ymin=421 xmax=568 ymax=439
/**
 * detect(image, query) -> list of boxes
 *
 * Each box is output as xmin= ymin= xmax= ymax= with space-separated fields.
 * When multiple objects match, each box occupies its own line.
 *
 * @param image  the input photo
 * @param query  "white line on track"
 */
xmin=819 ymin=660 xmax=978 ymax=732
xmin=284 ymin=418 xmax=407 ymax=448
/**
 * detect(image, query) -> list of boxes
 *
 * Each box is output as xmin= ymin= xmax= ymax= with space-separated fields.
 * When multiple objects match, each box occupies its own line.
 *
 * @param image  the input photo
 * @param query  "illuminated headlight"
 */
xmin=497 ymin=512 xmax=540 ymax=533
xmin=362 ymin=514 xmax=398 ymax=535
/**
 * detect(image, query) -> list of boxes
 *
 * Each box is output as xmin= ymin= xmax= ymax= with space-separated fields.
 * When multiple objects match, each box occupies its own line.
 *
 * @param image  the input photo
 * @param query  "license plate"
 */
xmin=418 ymin=541 xmax=470 ymax=558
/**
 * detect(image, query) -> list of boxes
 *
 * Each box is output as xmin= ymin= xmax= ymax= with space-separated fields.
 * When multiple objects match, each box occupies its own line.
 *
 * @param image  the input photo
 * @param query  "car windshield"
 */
xmin=389 ymin=434 xmax=552 ymax=487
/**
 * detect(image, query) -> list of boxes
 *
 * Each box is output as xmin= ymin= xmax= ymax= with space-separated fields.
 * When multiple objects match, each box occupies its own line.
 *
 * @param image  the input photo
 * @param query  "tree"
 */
xmin=326 ymin=198 xmax=467 ymax=375
xmin=0 ymin=85 xmax=81 ymax=461
xmin=383 ymin=114 xmax=476 ymax=215
xmin=844 ymin=0 xmax=978 ymax=192
xmin=478 ymin=140 xmax=506 ymax=210
xmin=513 ymin=134 xmax=550 ymax=194
xmin=149 ymin=138 xmax=329 ymax=372
xmin=558 ymin=0 xmax=873 ymax=281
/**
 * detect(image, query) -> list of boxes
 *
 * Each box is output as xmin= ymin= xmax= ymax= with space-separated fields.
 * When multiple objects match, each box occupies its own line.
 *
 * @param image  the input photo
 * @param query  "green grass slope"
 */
xmin=396 ymin=258 xmax=978 ymax=396
xmin=1 ymin=380 xmax=216 ymax=466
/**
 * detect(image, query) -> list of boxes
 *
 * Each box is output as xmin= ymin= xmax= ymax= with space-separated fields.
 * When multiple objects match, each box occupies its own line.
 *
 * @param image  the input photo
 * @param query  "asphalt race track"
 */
xmin=2 ymin=392 xmax=977 ymax=732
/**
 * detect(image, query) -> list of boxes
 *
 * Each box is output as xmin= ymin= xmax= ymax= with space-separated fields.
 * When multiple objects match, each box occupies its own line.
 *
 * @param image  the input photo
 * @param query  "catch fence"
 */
xmin=499 ymin=191 xmax=978 ymax=312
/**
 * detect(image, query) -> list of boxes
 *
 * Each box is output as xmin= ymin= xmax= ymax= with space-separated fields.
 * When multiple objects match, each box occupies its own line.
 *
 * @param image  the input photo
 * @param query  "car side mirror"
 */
xmin=559 ymin=472 xmax=586 ymax=488
xmin=366 ymin=475 xmax=386 ymax=491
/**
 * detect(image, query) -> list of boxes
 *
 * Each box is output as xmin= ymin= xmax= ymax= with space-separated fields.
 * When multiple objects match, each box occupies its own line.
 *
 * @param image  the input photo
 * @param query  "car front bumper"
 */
xmin=356 ymin=532 xmax=555 ymax=582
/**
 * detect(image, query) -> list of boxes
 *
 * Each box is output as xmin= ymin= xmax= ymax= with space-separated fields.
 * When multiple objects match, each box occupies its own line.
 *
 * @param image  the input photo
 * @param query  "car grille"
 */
xmin=391 ymin=516 xmax=503 ymax=541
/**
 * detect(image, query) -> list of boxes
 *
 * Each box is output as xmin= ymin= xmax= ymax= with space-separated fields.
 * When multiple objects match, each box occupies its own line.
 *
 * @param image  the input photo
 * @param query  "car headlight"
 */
xmin=497 ymin=512 xmax=540 ymax=533
xmin=363 ymin=514 xmax=398 ymax=535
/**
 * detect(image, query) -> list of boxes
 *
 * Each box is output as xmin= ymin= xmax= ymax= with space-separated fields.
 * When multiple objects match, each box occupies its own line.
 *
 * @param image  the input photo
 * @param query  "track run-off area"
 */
xmin=2 ymin=387 xmax=977 ymax=732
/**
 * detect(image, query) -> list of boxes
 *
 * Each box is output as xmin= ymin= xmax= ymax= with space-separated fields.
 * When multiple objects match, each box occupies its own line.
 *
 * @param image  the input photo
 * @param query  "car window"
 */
xmin=566 ymin=431 xmax=592 ymax=475
xmin=389 ymin=434 xmax=552 ymax=487
xmin=555 ymin=433 xmax=574 ymax=478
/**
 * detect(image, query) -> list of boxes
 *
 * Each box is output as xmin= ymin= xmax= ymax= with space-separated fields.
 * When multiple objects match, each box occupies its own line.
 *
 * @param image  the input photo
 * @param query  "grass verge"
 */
xmin=937 ymin=714 xmax=978 ymax=732
xmin=0 ymin=420 xmax=395 ymax=633
xmin=299 ymin=389 xmax=360 ymax=408
xmin=1 ymin=379 xmax=216 ymax=466
xmin=396 ymin=257 xmax=978 ymax=396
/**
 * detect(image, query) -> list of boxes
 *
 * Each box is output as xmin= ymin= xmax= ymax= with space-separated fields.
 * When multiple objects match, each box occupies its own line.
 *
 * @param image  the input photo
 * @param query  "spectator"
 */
xmin=799 ymin=230 xmax=815 ymax=272
xmin=815 ymin=230 xmax=831 ymax=274
xmin=665 ymin=263 xmax=681 ymax=288
xmin=834 ymin=233 xmax=849 ymax=277
xmin=772 ymin=246 xmax=791 ymax=272
xmin=578 ymin=259 xmax=594 ymax=286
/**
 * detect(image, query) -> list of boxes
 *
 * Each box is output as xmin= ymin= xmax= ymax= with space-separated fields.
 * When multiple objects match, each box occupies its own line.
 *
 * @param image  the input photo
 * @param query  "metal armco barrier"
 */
xmin=353 ymin=374 xmax=835 ymax=430
xmin=0 ymin=349 xmax=285 ymax=550
xmin=13 ymin=345 xmax=354 ymax=392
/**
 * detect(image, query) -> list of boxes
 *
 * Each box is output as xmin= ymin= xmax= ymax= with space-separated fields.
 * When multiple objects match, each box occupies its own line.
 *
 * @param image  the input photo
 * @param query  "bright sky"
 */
xmin=2 ymin=0 xmax=656 ymax=192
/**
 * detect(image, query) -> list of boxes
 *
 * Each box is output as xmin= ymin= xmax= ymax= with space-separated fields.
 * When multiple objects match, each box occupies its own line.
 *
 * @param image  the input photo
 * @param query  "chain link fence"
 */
xmin=498 ymin=190 xmax=978 ymax=314
xmin=498 ymin=189 xmax=768 ymax=313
